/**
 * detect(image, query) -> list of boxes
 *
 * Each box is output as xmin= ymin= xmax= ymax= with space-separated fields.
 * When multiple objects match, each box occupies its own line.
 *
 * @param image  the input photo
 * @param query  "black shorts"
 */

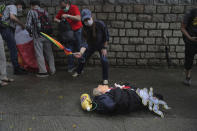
xmin=184 ymin=38 xmax=197 ymax=70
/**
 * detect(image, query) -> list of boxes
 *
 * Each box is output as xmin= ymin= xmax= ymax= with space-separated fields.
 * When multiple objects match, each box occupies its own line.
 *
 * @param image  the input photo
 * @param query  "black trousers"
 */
xmin=0 ymin=27 xmax=19 ymax=69
xmin=184 ymin=37 xmax=197 ymax=70
xmin=76 ymin=47 xmax=109 ymax=80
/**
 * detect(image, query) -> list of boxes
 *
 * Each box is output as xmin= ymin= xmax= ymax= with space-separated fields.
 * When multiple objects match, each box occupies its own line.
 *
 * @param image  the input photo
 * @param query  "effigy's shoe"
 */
xmin=103 ymin=80 xmax=109 ymax=85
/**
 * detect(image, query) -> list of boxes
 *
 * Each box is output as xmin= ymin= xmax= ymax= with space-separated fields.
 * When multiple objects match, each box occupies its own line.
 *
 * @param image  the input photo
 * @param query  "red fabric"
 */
xmin=17 ymin=40 xmax=49 ymax=72
xmin=109 ymin=86 xmax=131 ymax=90
xmin=17 ymin=40 xmax=39 ymax=72
xmin=122 ymin=86 xmax=131 ymax=89
xmin=56 ymin=5 xmax=83 ymax=31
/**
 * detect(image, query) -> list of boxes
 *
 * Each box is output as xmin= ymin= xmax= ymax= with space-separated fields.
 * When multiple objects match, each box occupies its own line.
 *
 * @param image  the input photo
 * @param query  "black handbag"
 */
xmin=58 ymin=19 xmax=75 ymax=45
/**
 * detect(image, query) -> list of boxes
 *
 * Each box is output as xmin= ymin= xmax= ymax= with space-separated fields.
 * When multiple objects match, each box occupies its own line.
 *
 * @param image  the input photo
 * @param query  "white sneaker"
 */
xmin=68 ymin=67 xmax=76 ymax=73
xmin=103 ymin=80 xmax=109 ymax=85
xmin=72 ymin=72 xmax=80 ymax=77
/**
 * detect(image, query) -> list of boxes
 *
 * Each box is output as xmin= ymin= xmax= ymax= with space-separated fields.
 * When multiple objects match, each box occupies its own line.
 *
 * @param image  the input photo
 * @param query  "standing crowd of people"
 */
xmin=0 ymin=0 xmax=197 ymax=87
xmin=0 ymin=0 xmax=109 ymax=87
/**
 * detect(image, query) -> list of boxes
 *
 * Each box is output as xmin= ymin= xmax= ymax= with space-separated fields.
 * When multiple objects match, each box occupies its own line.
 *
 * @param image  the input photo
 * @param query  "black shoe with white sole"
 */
xmin=36 ymin=73 xmax=49 ymax=78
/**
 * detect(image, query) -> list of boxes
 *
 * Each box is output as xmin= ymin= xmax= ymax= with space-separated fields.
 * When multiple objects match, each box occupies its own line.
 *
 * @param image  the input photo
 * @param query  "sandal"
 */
xmin=2 ymin=78 xmax=14 ymax=83
xmin=0 ymin=82 xmax=8 ymax=87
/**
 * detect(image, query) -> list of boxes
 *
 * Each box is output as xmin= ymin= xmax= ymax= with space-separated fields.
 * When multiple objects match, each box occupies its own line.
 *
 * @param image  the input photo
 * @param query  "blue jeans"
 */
xmin=68 ymin=28 xmax=82 ymax=70
xmin=76 ymin=48 xmax=109 ymax=80
xmin=0 ymin=27 xmax=19 ymax=69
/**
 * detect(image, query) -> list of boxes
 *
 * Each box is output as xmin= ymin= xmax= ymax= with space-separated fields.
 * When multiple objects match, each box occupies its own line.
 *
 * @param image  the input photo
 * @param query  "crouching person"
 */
xmin=26 ymin=0 xmax=56 ymax=77
xmin=73 ymin=9 xmax=109 ymax=85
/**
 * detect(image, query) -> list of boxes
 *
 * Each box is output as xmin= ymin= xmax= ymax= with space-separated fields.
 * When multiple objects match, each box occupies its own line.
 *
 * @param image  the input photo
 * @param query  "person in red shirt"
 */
xmin=54 ymin=0 xmax=83 ymax=72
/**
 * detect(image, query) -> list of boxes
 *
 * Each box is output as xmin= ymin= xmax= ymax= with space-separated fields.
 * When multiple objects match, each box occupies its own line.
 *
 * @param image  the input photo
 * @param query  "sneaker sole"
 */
xmin=36 ymin=75 xmax=49 ymax=78
xmin=72 ymin=74 xmax=80 ymax=77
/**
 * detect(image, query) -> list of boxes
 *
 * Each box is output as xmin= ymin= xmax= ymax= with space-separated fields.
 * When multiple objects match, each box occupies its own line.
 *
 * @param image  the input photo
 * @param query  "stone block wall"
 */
xmin=68 ymin=4 xmax=196 ymax=67
xmin=2 ymin=0 xmax=197 ymax=67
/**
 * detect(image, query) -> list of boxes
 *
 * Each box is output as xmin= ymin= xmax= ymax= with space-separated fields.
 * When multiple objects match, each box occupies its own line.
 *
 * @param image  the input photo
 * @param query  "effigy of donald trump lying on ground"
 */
xmin=80 ymin=83 xmax=171 ymax=118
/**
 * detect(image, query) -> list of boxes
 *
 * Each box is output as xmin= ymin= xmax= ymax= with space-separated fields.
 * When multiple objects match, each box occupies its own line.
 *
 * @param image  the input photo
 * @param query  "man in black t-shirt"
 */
xmin=181 ymin=8 xmax=197 ymax=86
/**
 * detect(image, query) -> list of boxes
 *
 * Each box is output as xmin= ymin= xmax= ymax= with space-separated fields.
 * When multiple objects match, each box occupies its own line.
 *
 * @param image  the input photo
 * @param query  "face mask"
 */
xmin=17 ymin=7 xmax=23 ymax=12
xmin=17 ymin=8 xmax=23 ymax=16
xmin=64 ymin=5 xmax=70 ymax=12
xmin=84 ymin=18 xmax=93 ymax=27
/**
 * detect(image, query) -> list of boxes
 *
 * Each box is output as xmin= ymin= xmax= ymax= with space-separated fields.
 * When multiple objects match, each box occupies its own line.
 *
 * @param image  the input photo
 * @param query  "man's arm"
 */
xmin=100 ymin=21 xmax=109 ymax=49
xmin=8 ymin=5 xmax=25 ymax=29
xmin=74 ymin=32 xmax=88 ymax=59
xmin=74 ymin=46 xmax=87 ymax=58
xmin=79 ymin=47 xmax=87 ymax=55
xmin=69 ymin=15 xmax=81 ymax=21
xmin=62 ymin=6 xmax=81 ymax=21
xmin=54 ymin=10 xmax=62 ymax=23
xmin=98 ymin=21 xmax=109 ymax=56
xmin=181 ymin=22 xmax=193 ymax=41
xmin=54 ymin=17 xmax=61 ymax=23
xmin=10 ymin=14 xmax=25 ymax=29
xmin=62 ymin=14 xmax=81 ymax=21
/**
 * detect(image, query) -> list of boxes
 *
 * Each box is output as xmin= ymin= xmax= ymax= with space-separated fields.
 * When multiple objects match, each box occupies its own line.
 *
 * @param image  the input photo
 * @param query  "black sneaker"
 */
xmin=14 ymin=67 xmax=28 ymax=75
xmin=36 ymin=73 xmax=49 ymax=78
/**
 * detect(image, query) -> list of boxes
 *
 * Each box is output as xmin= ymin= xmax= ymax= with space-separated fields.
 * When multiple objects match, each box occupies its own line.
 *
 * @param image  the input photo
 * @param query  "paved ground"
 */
xmin=0 ymin=66 xmax=197 ymax=131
